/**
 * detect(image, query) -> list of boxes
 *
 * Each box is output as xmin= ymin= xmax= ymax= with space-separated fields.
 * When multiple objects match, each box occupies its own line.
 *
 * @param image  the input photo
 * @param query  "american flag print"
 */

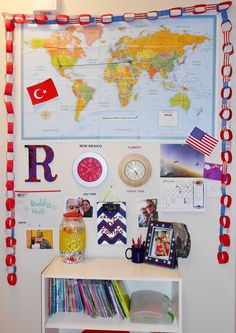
xmin=186 ymin=127 xmax=218 ymax=156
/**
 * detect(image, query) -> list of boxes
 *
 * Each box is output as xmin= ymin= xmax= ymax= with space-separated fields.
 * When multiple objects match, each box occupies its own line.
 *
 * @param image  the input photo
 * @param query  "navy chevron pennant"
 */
xmin=97 ymin=201 xmax=127 ymax=245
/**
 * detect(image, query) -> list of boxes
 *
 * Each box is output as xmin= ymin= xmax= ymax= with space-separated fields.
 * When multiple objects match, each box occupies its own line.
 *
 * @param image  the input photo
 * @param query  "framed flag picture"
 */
xmin=144 ymin=221 xmax=176 ymax=268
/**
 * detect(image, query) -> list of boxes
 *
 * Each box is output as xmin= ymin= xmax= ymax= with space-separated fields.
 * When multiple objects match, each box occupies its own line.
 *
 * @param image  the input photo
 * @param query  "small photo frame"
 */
xmin=144 ymin=221 xmax=176 ymax=268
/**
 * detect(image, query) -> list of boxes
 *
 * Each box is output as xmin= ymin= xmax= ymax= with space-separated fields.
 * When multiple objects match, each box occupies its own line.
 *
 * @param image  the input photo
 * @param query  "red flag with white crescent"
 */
xmin=26 ymin=78 xmax=58 ymax=105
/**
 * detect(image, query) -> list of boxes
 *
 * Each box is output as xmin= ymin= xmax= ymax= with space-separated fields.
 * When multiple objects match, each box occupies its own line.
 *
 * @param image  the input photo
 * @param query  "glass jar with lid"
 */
xmin=59 ymin=212 xmax=86 ymax=263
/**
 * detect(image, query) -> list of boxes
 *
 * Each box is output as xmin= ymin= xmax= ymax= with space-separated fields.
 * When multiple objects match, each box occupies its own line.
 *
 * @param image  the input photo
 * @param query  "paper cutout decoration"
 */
xmin=27 ymin=78 xmax=58 ymax=105
xmin=25 ymin=145 xmax=57 ymax=182
xmin=186 ymin=127 xmax=218 ymax=156
xmin=203 ymin=162 xmax=222 ymax=181
xmin=97 ymin=201 xmax=127 ymax=245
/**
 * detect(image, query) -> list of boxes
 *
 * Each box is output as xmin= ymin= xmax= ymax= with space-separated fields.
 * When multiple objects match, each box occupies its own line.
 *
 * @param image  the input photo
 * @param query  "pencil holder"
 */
xmin=125 ymin=245 xmax=145 ymax=264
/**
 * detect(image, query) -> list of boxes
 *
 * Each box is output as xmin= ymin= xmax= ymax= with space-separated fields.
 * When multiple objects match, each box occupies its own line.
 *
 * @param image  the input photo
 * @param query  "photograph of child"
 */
xmin=26 ymin=229 xmax=53 ymax=249
xmin=66 ymin=197 xmax=93 ymax=218
xmin=149 ymin=228 xmax=172 ymax=259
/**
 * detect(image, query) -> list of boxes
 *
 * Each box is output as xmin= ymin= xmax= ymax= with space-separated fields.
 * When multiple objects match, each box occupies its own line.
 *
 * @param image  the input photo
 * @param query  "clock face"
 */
xmin=124 ymin=160 xmax=146 ymax=182
xmin=73 ymin=153 xmax=108 ymax=187
xmin=119 ymin=154 xmax=152 ymax=187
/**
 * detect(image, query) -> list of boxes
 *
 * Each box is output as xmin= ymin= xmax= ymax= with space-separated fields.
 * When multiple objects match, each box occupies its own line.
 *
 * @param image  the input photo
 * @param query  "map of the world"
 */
xmin=21 ymin=16 xmax=216 ymax=140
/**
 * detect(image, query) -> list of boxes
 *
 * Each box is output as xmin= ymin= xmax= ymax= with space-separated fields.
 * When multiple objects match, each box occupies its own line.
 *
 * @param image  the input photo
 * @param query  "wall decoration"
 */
xmin=20 ymin=15 xmax=217 ymax=140
xmin=186 ymin=127 xmax=218 ymax=156
xmin=26 ymin=78 xmax=58 ymax=105
xmin=65 ymin=197 xmax=93 ymax=218
xmin=25 ymin=145 xmax=58 ymax=182
xmin=4 ymin=17 xmax=17 ymax=285
xmin=172 ymin=222 xmax=191 ymax=259
xmin=15 ymin=190 xmax=62 ymax=227
xmin=160 ymin=179 xmax=204 ymax=211
xmin=217 ymin=6 xmax=233 ymax=264
xmin=26 ymin=229 xmax=53 ymax=249
xmin=3 ymin=2 xmax=233 ymax=285
xmin=137 ymin=199 xmax=158 ymax=228
xmin=203 ymin=162 xmax=222 ymax=181
xmin=118 ymin=154 xmax=152 ymax=187
xmin=97 ymin=201 xmax=127 ymax=245
xmin=144 ymin=221 xmax=176 ymax=268
xmin=160 ymin=144 xmax=204 ymax=178
xmin=72 ymin=152 xmax=108 ymax=187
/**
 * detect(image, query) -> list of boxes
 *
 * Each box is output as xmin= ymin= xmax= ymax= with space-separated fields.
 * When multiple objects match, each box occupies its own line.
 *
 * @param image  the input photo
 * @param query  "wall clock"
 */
xmin=72 ymin=152 xmax=108 ymax=187
xmin=118 ymin=154 xmax=152 ymax=187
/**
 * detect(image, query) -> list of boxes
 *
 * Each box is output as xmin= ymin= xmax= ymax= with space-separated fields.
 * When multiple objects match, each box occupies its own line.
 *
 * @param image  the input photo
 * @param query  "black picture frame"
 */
xmin=144 ymin=221 xmax=176 ymax=268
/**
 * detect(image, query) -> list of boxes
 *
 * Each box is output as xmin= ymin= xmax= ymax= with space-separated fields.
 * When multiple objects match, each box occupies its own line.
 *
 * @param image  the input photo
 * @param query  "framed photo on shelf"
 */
xmin=144 ymin=221 xmax=176 ymax=268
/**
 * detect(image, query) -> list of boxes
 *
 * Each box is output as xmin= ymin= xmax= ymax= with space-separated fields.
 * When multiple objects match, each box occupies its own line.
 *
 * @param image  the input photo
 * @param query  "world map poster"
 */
xmin=21 ymin=16 xmax=216 ymax=140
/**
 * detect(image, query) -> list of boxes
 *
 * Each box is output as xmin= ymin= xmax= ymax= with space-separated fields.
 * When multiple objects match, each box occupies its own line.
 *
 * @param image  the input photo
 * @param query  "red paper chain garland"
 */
xmin=4 ymin=17 xmax=17 ymax=285
xmin=3 ymin=1 xmax=233 ymax=285
xmin=3 ymin=1 xmax=232 ymax=26
xmin=217 ymin=8 xmax=233 ymax=264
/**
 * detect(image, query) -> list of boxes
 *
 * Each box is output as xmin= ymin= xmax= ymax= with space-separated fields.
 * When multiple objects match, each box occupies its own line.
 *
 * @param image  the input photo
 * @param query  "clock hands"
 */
xmin=80 ymin=163 xmax=90 ymax=170
xmin=82 ymin=166 xmax=101 ymax=176
xmin=127 ymin=165 xmax=138 ymax=175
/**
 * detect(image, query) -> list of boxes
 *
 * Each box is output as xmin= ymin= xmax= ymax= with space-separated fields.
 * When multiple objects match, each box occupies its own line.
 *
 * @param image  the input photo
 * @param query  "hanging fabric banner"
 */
xmin=97 ymin=187 xmax=127 ymax=245
xmin=97 ymin=201 xmax=127 ymax=245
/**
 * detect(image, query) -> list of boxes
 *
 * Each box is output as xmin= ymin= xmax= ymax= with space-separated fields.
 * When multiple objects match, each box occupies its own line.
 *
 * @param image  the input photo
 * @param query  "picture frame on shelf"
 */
xmin=144 ymin=221 xmax=177 ymax=268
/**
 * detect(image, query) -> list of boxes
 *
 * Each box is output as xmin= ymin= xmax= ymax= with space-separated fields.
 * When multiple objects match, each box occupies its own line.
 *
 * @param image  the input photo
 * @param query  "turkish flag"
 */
xmin=27 ymin=78 xmax=58 ymax=105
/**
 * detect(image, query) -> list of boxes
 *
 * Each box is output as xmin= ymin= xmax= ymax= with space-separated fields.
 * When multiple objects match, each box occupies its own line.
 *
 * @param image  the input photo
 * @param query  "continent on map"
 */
xmin=104 ymin=63 xmax=141 ymax=107
xmin=79 ymin=25 xmax=103 ymax=46
xmin=170 ymin=93 xmax=191 ymax=110
xmin=29 ymin=25 xmax=103 ymax=120
xmin=31 ymin=27 xmax=85 ymax=79
xmin=72 ymin=80 xmax=95 ymax=121
xmin=104 ymin=28 xmax=209 ymax=107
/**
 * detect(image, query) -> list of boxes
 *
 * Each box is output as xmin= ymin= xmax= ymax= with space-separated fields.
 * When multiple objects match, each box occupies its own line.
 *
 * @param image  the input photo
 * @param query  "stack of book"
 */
xmin=48 ymin=278 xmax=130 ymax=319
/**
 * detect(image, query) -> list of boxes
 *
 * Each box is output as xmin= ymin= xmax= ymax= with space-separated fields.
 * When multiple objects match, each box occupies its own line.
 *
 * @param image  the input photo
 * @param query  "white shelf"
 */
xmin=42 ymin=256 xmax=182 ymax=333
xmin=46 ymin=312 xmax=180 ymax=332
xmin=42 ymin=256 xmax=182 ymax=281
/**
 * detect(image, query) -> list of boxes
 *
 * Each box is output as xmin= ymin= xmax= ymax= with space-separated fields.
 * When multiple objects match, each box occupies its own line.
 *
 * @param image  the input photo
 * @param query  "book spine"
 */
xmin=52 ymin=278 xmax=57 ymax=314
xmin=82 ymin=280 xmax=97 ymax=317
xmin=112 ymin=280 xmax=130 ymax=318
xmin=48 ymin=278 xmax=52 ymax=316
xmin=89 ymin=282 xmax=103 ymax=317
xmin=107 ymin=281 xmax=119 ymax=317
xmin=110 ymin=281 xmax=125 ymax=319
xmin=77 ymin=279 xmax=92 ymax=316
xmin=74 ymin=279 xmax=84 ymax=312
xmin=105 ymin=280 xmax=118 ymax=316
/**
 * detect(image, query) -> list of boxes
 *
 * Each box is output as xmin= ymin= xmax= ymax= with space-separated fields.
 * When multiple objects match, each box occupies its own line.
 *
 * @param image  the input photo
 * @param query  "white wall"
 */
xmin=0 ymin=1 xmax=235 ymax=333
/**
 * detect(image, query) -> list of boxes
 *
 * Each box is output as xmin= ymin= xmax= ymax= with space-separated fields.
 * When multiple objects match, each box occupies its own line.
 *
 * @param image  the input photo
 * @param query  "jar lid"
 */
xmin=63 ymin=212 xmax=82 ymax=218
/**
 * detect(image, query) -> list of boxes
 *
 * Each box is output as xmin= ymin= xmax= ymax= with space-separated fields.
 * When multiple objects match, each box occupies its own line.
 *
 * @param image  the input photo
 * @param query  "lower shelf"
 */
xmin=46 ymin=312 xmax=180 ymax=332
